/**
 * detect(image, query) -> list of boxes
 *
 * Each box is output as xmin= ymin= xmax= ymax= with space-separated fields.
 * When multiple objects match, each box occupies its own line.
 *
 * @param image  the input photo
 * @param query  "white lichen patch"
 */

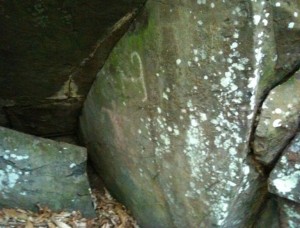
xmin=9 ymin=154 xmax=29 ymax=161
xmin=0 ymin=165 xmax=20 ymax=191
xmin=288 ymin=22 xmax=295 ymax=29
xmin=163 ymin=92 xmax=169 ymax=100
xmin=272 ymin=119 xmax=282 ymax=128
xmin=242 ymin=165 xmax=250 ymax=175
xmin=153 ymin=114 xmax=171 ymax=157
xmin=272 ymin=172 xmax=299 ymax=194
xmin=282 ymin=202 xmax=300 ymax=228
xmin=274 ymin=108 xmax=282 ymax=114
xmin=197 ymin=0 xmax=206 ymax=5
xmin=200 ymin=113 xmax=207 ymax=121
xmin=269 ymin=133 xmax=300 ymax=202
xmin=157 ymin=107 xmax=162 ymax=114
xmin=253 ymin=15 xmax=261 ymax=25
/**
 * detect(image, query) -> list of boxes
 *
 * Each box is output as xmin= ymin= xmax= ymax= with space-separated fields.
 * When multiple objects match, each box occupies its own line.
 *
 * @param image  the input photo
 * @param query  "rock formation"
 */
xmin=0 ymin=126 xmax=95 ymax=217
xmin=0 ymin=0 xmax=299 ymax=226
xmin=0 ymin=0 xmax=145 ymax=138
xmin=80 ymin=0 xmax=300 ymax=227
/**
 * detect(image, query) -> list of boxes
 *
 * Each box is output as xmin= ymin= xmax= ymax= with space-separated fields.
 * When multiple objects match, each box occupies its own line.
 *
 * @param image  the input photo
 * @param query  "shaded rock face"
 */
xmin=0 ymin=0 xmax=145 ymax=137
xmin=80 ymin=0 xmax=300 ymax=227
xmin=254 ymin=71 xmax=300 ymax=165
xmin=0 ymin=126 xmax=94 ymax=217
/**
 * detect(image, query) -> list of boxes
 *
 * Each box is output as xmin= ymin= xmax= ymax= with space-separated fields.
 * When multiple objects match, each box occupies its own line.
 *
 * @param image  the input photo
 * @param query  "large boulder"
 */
xmin=80 ymin=0 xmax=300 ymax=226
xmin=0 ymin=126 xmax=95 ymax=217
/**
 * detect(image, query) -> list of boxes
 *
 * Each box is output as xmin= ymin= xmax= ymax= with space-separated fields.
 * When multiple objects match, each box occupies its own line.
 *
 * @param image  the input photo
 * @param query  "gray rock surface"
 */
xmin=0 ymin=126 xmax=95 ymax=217
xmin=277 ymin=197 xmax=300 ymax=228
xmin=268 ymin=132 xmax=300 ymax=203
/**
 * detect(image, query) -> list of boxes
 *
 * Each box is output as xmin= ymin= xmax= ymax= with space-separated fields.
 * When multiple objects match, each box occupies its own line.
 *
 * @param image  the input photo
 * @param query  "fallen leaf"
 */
xmin=25 ymin=220 xmax=34 ymax=228
xmin=47 ymin=221 xmax=57 ymax=228
xmin=52 ymin=219 xmax=72 ymax=228
xmin=3 ymin=208 xmax=28 ymax=220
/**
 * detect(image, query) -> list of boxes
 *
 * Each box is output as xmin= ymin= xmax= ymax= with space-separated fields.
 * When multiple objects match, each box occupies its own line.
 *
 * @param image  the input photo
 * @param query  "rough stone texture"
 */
xmin=252 ymin=0 xmax=300 ymax=99
xmin=0 ymin=0 xmax=145 ymax=137
xmin=255 ymin=196 xmax=300 ymax=228
xmin=0 ymin=126 xmax=95 ymax=217
xmin=248 ymin=0 xmax=300 ymax=114
xmin=255 ymin=196 xmax=280 ymax=228
xmin=253 ymin=71 xmax=300 ymax=165
xmin=277 ymin=197 xmax=300 ymax=228
xmin=79 ymin=0 xmax=294 ymax=226
xmin=268 ymin=132 xmax=300 ymax=203
xmin=5 ymin=99 xmax=82 ymax=137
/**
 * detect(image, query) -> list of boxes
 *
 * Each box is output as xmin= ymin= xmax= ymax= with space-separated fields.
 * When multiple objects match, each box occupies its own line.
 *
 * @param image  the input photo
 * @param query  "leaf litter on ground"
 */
xmin=0 ymin=188 xmax=139 ymax=228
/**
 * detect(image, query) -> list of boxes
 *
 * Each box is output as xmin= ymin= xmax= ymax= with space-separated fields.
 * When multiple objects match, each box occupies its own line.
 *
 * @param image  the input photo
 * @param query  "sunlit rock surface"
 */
xmin=0 ymin=126 xmax=95 ymax=217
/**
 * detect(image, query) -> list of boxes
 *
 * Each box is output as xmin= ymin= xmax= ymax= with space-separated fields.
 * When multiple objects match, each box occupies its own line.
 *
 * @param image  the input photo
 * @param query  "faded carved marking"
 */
xmin=130 ymin=52 xmax=148 ymax=102
xmin=118 ymin=52 xmax=148 ymax=102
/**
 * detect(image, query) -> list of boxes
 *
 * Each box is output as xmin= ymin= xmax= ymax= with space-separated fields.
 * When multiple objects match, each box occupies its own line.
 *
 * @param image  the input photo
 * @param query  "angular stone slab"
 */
xmin=254 ymin=71 xmax=300 ymax=164
xmin=268 ymin=132 xmax=300 ymax=203
xmin=0 ymin=127 xmax=95 ymax=217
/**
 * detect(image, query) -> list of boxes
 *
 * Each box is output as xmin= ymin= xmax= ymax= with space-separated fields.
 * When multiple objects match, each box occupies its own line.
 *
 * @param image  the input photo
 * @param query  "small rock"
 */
xmin=0 ymin=126 xmax=95 ymax=217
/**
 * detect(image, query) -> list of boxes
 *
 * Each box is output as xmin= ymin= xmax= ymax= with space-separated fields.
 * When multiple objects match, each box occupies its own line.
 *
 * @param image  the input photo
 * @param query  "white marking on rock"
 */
xmin=253 ymin=15 xmax=261 ymax=25
xmin=243 ymin=166 xmax=250 ymax=175
xmin=262 ymin=19 xmax=268 ymax=26
xmin=274 ymin=108 xmax=282 ymax=114
xmin=197 ymin=20 xmax=203 ymax=26
xmin=163 ymin=92 xmax=169 ymax=100
xmin=272 ymin=119 xmax=282 ymax=127
xmin=200 ymin=113 xmax=207 ymax=121
xmin=197 ymin=0 xmax=206 ymax=5
xmin=288 ymin=22 xmax=295 ymax=29
xmin=230 ymin=42 xmax=238 ymax=49
xmin=272 ymin=174 xmax=299 ymax=194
